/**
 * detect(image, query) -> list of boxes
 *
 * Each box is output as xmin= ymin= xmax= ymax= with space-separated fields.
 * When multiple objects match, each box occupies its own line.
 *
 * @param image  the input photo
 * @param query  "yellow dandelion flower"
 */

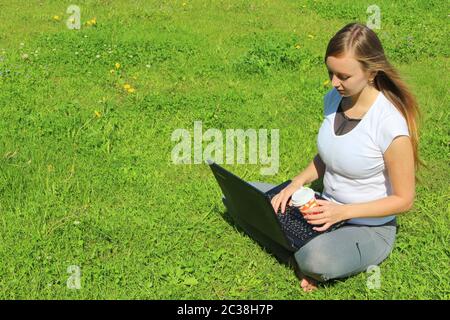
xmin=295 ymin=44 xmax=301 ymax=49
xmin=323 ymin=79 xmax=330 ymax=86
xmin=85 ymin=18 xmax=95 ymax=26
xmin=115 ymin=62 xmax=121 ymax=69
xmin=123 ymin=84 xmax=131 ymax=90
xmin=127 ymin=88 xmax=135 ymax=93
xmin=53 ymin=15 xmax=61 ymax=21
xmin=95 ymin=111 xmax=101 ymax=117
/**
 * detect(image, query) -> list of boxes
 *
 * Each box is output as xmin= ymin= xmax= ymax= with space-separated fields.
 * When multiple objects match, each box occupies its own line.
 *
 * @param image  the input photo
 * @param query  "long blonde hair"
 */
xmin=325 ymin=22 xmax=427 ymax=183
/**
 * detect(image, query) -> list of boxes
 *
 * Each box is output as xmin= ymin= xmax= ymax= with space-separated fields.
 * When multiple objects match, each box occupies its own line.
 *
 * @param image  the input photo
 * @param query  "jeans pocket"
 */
xmin=373 ymin=226 xmax=396 ymax=247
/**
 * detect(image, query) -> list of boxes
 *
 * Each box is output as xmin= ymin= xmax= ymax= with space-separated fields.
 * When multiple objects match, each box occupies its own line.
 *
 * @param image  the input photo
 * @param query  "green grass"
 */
xmin=0 ymin=0 xmax=448 ymax=299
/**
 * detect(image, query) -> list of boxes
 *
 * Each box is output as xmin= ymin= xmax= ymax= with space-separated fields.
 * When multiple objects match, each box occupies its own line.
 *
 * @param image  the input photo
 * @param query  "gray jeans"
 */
xmin=244 ymin=181 xmax=397 ymax=283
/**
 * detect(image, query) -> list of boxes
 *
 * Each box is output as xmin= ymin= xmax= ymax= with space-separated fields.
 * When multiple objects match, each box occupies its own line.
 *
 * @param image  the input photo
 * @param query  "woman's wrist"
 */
xmin=291 ymin=176 xmax=306 ymax=188
xmin=342 ymin=204 xmax=355 ymax=220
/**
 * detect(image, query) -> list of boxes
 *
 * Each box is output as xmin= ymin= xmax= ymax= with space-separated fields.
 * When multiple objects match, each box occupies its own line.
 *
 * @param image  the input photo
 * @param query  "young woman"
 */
xmin=265 ymin=22 xmax=425 ymax=292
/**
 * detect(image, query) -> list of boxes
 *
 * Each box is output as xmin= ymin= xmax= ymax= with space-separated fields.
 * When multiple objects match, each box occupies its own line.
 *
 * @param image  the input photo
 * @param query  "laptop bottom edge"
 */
xmin=221 ymin=199 xmax=296 ymax=265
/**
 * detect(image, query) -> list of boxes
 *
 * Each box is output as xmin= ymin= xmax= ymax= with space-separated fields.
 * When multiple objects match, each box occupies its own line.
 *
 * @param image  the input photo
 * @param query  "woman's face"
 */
xmin=326 ymin=54 xmax=372 ymax=97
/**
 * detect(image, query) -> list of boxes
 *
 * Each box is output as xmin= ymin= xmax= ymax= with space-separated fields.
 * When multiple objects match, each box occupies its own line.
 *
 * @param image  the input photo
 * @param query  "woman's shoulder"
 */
xmin=374 ymin=92 xmax=407 ymax=121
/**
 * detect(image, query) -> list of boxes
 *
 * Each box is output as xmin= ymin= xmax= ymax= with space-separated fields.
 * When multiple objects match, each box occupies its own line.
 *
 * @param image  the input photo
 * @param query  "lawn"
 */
xmin=0 ymin=0 xmax=448 ymax=299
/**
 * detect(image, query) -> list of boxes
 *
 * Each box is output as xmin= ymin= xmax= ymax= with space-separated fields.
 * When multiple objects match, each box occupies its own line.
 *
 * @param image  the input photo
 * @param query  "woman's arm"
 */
xmin=271 ymin=153 xmax=326 ymax=214
xmin=344 ymin=136 xmax=415 ymax=219
xmin=291 ymin=153 xmax=326 ymax=187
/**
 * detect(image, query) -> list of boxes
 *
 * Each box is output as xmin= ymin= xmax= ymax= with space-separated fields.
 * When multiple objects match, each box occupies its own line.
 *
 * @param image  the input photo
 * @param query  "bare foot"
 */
xmin=290 ymin=258 xmax=319 ymax=292
xmin=300 ymin=276 xmax=318 ymax=292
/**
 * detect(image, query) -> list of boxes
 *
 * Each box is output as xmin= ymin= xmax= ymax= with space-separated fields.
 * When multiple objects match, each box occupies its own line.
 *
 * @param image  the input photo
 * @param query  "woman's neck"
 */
xmin=343 ymin=86 xmax=380 ymax=115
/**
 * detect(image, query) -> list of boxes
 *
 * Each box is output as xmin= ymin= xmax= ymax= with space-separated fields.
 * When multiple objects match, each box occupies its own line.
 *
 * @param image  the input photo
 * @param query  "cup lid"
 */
xmin=291 ymin=187 xmax=315 ymax=206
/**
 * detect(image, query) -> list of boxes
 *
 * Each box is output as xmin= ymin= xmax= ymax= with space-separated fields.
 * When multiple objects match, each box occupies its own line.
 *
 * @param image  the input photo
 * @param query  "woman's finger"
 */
xmin=313 ymin=223 xmax=332 ymax=232
xmin=271 ymin=194 xmax=279 ymax=207
xmin=281 ymin=198 xmax=289 ymax=214
xmin=303 ymin=207 xmax=325 ymax=215
xmin=307 ymin=218 xmax=329 ymax=225
xmin=271 ymin=194 xmax=277 ymax=203
xmin=273 ymin=196 xmax=282 ymax=213
xmin=305 ymin=212 xmax=327 ymax=221
xmin=272 ymin=199 xmax=278 ymax=212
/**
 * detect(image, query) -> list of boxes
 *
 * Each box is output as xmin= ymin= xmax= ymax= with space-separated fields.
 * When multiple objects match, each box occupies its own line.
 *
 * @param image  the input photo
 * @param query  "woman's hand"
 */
xmin=303 ymin=199 xmax=349 ymax=232
xmin=270 ymin=182 xmax=303 ymax=214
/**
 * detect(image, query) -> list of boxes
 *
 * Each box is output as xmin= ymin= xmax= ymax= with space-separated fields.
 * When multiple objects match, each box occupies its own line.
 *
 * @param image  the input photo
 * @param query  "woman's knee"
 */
xmin=294 ymin=245 xmax=332 ymax=282
xmin=294 ymin=240 xmax=360 ymax=282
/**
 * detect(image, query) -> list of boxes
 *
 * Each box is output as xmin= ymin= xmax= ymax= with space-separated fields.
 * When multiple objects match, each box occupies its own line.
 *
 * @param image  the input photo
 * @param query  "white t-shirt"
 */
xmin=317 ymin=87 xmax=410 ymax=226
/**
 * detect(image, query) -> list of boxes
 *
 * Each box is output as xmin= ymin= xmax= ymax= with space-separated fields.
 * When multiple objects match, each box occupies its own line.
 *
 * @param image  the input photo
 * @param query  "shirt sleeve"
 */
xmin=323 ymin=89 xmax=335 ymax=116
xmin=376 ymin=112 xmax=410 ymax=154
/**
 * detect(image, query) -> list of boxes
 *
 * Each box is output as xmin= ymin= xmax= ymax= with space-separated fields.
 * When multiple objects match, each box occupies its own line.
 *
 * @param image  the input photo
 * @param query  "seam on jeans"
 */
xmin=373 ymin=227 xmax=396 ymax=247
xmin=337 ymin=241 xmax=385 ymax=280
xmin=355 ymin=242 xmax=362 ymax=265
xmin=363 ymin=226 xmax=396 ymax=267
xmin=326 ymin=231 xmax=394 ymax=281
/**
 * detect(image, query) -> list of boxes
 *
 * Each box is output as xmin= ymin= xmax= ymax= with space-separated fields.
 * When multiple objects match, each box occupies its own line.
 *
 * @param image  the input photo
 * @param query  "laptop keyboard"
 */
xmin=266 ymin=193 xmax=346 ymax=250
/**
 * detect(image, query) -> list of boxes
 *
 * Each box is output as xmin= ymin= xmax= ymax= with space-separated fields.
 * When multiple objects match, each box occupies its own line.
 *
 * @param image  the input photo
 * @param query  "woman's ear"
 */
xmin=367 ymin=73 xmax=376 ymax=85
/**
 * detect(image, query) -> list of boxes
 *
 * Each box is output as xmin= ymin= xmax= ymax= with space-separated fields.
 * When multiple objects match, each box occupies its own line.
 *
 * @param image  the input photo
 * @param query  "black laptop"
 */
xmin=207 ymin=160 xmax=346 ymax=263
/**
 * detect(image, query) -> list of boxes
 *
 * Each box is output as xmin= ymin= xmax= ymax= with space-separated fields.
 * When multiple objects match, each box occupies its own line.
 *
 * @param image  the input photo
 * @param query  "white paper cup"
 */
xmin=291 ymin=187 xmax=319 ymax=216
